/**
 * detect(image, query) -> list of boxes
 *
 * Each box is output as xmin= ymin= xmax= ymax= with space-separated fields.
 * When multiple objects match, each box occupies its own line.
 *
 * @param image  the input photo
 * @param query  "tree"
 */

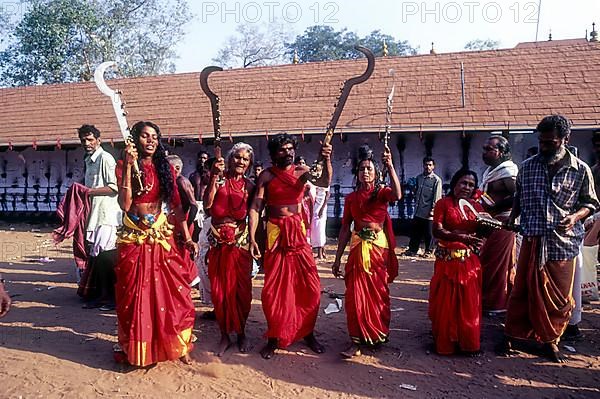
xmin=286 ymin=25 xmax=418 ymax=63
xmin=285 ymin=25 xmax=355 ymax=63
xmin=358 ymin=30 xmax=418 ymax=57
xmin=212 ymin=22 xmax=292 ymax=68
xmin=0 ymin=0 xmax=192 ymax=86
xmin=464 ymin=39 xmax=500 ymax=51
xmin=0 ymin=4 xmax=14 ymax=39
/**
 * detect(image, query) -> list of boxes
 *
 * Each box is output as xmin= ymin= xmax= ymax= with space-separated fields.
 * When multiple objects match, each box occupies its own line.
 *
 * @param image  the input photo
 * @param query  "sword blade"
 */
xmin=458 ymin=198 xmax=478 ymax=220
xmin=94 ymin=61 xmax=129 ymax=140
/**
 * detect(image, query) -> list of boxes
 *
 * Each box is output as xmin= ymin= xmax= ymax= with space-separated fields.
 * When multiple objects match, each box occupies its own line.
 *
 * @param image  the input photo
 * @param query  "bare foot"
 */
xmin=201 ymin=310 xmax=216 ymax=320
xmin=304 ymin=333 xmax=325 ymax=354
xmin=340 ymin=343 xmax=362 ymax=358
xmin=545 ymin=343 xmax=567 ymax=363
xmin=260 ymin=339 xmax=278 ymax=360
xmin=180 ymin=353 xmax=193 ymax=364
xmin=495 ymin=337 xmax=515 ymax=357
xmin=461 ymin=349 xmax=483 ymax=358
xmin=216 ymin=335 xmax=232 ymax=357
xmin=237 ymin=334 xmax=250 ymax=353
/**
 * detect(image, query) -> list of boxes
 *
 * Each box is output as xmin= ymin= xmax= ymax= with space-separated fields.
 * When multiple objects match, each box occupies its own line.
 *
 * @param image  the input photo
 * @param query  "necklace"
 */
xmin=226 ymin=178 xmax=248 ymax=211
xmin=228 ymin=177 xmax=246 ymax=192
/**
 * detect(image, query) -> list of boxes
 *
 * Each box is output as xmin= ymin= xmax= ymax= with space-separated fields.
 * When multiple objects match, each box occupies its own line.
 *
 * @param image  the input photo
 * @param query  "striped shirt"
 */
xmin=516 ymin=150 xmax=599 ymax=260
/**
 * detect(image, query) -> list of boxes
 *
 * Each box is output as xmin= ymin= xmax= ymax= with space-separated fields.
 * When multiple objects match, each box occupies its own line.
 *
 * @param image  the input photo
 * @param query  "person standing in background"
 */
xmin=405 ymin=157 xmax=442 ymax=257
xmin=78 ymin=124 xmax=121 ymax=311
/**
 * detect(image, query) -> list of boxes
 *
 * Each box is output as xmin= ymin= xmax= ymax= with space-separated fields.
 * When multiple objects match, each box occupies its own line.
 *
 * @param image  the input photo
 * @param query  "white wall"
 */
xmin=1 ymin=129 xmax=596 ymax=213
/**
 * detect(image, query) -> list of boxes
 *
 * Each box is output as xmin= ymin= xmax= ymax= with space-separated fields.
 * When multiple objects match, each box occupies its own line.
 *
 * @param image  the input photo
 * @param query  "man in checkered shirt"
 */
xmin=497 ymin=115 xmax=599 ymax=363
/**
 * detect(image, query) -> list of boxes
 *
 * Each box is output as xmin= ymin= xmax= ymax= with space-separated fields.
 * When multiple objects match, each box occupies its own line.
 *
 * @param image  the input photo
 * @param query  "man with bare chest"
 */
xmin=249 ymin=133 xmax=332 ymax=359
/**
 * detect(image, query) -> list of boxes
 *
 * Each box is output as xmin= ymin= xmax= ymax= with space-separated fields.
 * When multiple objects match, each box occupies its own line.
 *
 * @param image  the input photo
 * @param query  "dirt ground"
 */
xmin=0 ymin=222 xmax=599 ymax=399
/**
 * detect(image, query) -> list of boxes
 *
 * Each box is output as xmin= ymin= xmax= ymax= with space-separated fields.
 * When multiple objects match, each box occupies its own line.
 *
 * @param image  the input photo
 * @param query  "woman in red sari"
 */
xmin=429 ymin=169 xmax=485 ymax=356
xmin=115 ymin=121 xmax=198 ymax=367
xmin=204 ymin=143 xmax=254 ymax=356
xmin=332 ymin=145 xmax=401 ymax=358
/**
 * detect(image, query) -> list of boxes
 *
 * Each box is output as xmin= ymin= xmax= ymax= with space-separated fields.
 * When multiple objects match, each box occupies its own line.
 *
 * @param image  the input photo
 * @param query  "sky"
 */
xmin=174 ymin=0 xmax=600 ymax=72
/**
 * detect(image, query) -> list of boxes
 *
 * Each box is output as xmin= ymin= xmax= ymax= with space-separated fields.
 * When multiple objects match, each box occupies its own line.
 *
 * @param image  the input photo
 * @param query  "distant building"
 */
xmin=0 ymin=39 xmax=599 ymax=220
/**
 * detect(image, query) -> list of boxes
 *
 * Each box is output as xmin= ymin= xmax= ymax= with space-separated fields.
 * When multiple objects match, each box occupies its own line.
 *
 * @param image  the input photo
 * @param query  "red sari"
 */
xmin=115 ymin=162 xmax=195 ymax=366
xmin=428 ymin=196 xmax=482 ymax=355
xmin=342 ymin=187 xmax=398 ymax=344
xmin=206 ymin=177 xmax=253 ymax=335
xmin=262 ymin=166 xmax=321 ymax=347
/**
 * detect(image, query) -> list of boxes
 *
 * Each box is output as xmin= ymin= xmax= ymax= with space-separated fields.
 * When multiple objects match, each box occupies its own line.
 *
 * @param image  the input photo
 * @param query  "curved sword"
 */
xmin=381 ymin=69 xmax=395 ymax=183
xmin=199 ymin=66 xmax=223 ymax=160
xmin=310 ymin=45 xmax=375 ymax=178
xmin=324 ymin=45 xmax=375 ymax=142
xmin=458 ymin=198 xmax=520 ymax=232
xmin=94 ymin=62 xmax=130 ymax=139
xmin=94 ymin=62 xmax=147 ymax=194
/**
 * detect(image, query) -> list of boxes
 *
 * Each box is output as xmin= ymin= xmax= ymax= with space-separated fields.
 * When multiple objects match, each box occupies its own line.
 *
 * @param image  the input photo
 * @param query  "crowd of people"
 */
xmin=413 ymin=114 xmax=598 ymax=362
xmin=3 ymin=113 xmax=593 ymax=368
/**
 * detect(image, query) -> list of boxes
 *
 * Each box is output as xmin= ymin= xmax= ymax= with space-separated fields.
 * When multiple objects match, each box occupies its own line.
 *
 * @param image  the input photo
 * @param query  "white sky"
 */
xmin=175 ymin=0 xmax=600 ymax=72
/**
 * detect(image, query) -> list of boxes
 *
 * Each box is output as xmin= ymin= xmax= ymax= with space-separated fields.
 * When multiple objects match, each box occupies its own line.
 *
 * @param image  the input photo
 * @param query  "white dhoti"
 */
xmin=311 ymin=186 xmax=329 ymax=248
xmin=79 ymin=225 xmax=117 ymax=283
xmin=86 ymin=225 xmax=118 ymax=257
xmin=195 ymin=216 xmax=212 ymax=305
xmin=570 ymin=244 xmax=583 ymax=325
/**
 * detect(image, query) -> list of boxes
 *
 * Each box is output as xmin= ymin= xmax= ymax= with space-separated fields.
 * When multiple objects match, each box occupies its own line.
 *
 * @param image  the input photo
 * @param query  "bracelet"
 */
xmin=184 ymin=239 xmax=194 ymax=245
xmin=120 ymin=185 xmax=130 ymax=189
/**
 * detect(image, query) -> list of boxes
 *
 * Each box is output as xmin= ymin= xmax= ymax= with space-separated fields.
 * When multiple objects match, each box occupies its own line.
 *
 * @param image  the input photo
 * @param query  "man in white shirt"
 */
xmin=78 ymin=125 xmax=121 ymax=310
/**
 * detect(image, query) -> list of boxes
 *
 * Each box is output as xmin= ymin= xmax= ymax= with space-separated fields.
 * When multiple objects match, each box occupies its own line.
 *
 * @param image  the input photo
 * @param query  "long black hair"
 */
xmin=448 ymin=169 xmax=478 ymax=198
xmin=130 ymin=121 xmax=174 ymax=205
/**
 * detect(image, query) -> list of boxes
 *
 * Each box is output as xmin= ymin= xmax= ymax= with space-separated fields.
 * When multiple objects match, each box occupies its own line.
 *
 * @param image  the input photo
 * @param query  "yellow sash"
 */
xmin=435 ymin=246 xmax=471 ymax=261
xmin=117 ymin=213 xmax=173 ymax=251
xmin=266 ymin=220 xmax=306 ymax=250
xmin=350 ymin=230 xmax=389 ymax=275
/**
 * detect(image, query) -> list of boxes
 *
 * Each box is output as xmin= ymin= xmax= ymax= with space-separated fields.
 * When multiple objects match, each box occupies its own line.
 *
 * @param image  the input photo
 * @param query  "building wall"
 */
xmin=0 ymin=130 xmax=596 ymax=213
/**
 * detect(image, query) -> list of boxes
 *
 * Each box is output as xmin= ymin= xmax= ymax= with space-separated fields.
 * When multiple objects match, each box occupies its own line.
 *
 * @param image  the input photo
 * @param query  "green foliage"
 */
xmin=0 ymin=0 xmax=192 ymax=86
xmin=464 ymin=39 xmax=500 ymax=51
xmin=286 ymin=25 xmax=356 ymax=63
xmin=357 ymin=30 xmax=418 ymax=57
xmin=286 ymin=26 xmax=418 ymax=63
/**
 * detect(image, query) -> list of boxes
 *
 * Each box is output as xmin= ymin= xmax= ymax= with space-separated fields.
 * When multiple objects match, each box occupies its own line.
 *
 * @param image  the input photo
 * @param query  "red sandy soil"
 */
xmin=0 ymin=222 xmax=599 ymax=398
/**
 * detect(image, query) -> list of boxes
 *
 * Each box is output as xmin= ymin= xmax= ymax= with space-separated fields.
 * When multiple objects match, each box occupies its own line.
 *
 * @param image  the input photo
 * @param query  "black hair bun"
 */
xmin=357 ymin=145 xmax=373 ymax=161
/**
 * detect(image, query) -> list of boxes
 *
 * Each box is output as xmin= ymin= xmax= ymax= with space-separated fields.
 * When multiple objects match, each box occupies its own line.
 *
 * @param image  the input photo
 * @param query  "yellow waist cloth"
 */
xmin=266 ymin=220 xmax=306 ymax=250
xmin=117 ymin=213 xmax=173 ymax=252
xmin=350 ymin=230 xmax=389 ymax=275
xmin=435 ymin=246 xmax=471 ymax=262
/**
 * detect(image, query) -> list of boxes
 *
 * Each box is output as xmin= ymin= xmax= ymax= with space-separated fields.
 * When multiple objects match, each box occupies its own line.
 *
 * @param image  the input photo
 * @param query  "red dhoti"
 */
xmin=207 ymin=224 xmax=252 ymax=335
xmin=345 ymin=231 xmax=392 ymax=344
xmin=115 ymin=213 xmax=195 ymax=366
xmin=429 ymin=248 xmax=482 ymax=354
xmin=505 ymin=237 xmax=575 ymax=343
xmin=262 ymin=214 xmax=320 ymax=347
xmin=479 ymin=227 xmax=516 ymax=311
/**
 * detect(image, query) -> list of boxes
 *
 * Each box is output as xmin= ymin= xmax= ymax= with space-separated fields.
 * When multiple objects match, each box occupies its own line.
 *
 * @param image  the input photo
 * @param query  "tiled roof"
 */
xmin=1 ymin=40 xmax=599 ymax=147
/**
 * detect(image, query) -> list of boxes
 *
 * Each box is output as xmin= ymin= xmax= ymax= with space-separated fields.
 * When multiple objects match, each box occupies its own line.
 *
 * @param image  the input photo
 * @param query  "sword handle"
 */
xmin=124 ymin=136 xmax=147 ymax=196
